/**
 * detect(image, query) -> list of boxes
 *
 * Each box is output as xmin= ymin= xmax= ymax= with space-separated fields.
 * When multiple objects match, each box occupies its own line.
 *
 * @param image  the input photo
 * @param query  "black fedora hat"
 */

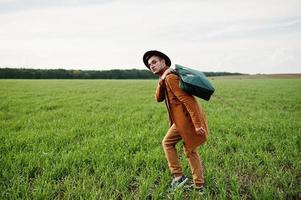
xmin=143 ymin=50 xmax=171 ymax=69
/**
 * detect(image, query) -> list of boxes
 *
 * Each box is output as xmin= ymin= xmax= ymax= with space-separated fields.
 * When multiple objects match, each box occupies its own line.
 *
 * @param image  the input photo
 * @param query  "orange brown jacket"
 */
xmin=156 ymin=73 xmax=208 ymax=152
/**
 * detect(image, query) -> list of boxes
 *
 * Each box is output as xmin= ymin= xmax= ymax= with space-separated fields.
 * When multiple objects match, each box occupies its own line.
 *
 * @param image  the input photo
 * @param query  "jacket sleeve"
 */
xmin=155 ymin=79 xmax=165 ymax=102
xmin=165 ymin=75 xmax=202 ymax=128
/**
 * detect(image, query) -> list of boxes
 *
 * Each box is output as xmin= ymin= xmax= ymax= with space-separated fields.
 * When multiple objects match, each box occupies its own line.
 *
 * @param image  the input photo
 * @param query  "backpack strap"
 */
xmin=163 ymin=79 xmax=174 ymax=127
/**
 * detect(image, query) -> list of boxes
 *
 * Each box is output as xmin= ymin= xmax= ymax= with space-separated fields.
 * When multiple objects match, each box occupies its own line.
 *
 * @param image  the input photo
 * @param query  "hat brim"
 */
xmin=143 ymin=50 xmax=171 ymax=69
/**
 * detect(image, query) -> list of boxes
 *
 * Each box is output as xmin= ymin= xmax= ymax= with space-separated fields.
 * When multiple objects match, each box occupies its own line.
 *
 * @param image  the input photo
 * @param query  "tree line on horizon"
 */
xmin=0 ymin=68 xmax=244 ymax=79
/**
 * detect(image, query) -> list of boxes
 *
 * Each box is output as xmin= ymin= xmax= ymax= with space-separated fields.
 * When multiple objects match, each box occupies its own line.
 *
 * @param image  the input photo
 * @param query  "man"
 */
xmin=143 ymin=50 xmax=209 ymax=192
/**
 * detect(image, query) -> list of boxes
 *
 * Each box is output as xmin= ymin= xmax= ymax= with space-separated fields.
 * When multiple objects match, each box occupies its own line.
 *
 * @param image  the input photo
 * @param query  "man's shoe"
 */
xmin=185 ymin=184 xmax=205 ymax=194
xmin=170 ymin=175 xmax=189 ymax=190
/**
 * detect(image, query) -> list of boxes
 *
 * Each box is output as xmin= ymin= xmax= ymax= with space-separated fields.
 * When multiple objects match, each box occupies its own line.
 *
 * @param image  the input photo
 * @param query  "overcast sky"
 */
xmin=0 ymin=0 xmax=300 ymax=74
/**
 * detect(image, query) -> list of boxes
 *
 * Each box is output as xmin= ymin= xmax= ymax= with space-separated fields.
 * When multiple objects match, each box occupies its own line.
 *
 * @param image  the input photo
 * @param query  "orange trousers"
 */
xmin=162 ymin=124 xmax=204 ymax=186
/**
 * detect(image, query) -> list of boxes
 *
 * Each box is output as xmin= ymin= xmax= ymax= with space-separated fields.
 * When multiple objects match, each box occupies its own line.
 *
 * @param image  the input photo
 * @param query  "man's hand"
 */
xmin=160 ymin=68 xmax=172 ymax=80
xmin=195 ymin=127 xmax=206 ymax=135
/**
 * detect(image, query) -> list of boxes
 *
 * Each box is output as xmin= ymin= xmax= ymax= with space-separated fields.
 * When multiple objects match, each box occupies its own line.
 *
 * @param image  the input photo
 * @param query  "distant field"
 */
xmin=211 ymin=73 xmax=301 ymax=80
xmin=0 ymin=78 xmax=300 ymax=199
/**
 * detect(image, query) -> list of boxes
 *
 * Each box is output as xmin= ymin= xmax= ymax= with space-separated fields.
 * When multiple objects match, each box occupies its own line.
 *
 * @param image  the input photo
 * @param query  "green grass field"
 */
xmin=1 ymin=78 xmax=300 ymax=199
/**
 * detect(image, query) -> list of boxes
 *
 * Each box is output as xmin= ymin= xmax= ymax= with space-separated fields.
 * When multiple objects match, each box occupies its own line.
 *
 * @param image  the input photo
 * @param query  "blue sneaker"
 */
xmin=170 ymin=175 xmax=188 ymax=190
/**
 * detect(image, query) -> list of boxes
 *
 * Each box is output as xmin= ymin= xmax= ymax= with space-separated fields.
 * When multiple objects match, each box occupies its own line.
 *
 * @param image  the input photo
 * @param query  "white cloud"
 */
xmin=0 ymin=0 xmax=300 ymax=73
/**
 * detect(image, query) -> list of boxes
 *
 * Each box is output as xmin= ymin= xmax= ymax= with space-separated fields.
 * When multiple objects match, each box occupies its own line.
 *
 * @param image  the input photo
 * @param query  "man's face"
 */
xmin=148 ymin=56 xmax=166 ymax=75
